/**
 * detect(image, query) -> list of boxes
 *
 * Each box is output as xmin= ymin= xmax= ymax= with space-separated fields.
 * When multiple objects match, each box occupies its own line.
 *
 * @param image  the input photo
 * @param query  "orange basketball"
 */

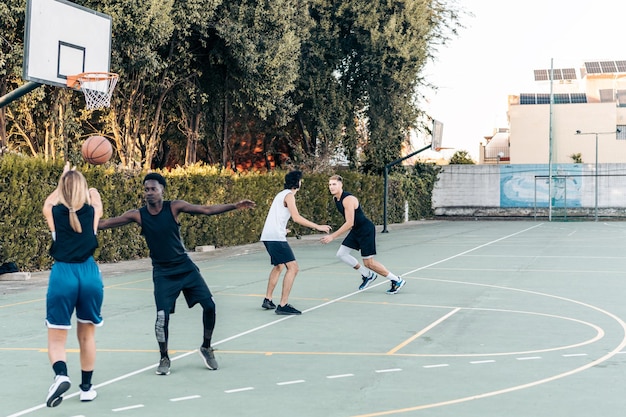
xmin=82 ymin=135 xmax=113 ymax=165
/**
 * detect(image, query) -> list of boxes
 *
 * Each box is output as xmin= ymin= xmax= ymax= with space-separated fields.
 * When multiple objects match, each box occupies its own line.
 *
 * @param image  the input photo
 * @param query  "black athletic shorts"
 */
xmin=152 ymin=259 xmax=212 ymax=313
xmin=263 ymin=241 xmax=296 ymax=265
xmin=342 ymin=221 xmax=377 ymax=257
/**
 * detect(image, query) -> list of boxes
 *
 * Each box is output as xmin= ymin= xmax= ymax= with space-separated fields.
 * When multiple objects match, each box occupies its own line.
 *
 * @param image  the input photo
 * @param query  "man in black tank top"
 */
xmin=99 ymin=173 xmax=255 ymax=375
xmin=321 ymin=175 xmax=406 ymax=294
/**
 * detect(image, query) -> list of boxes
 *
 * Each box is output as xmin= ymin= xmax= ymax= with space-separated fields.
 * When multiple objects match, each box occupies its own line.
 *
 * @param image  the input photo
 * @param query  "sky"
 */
xmin=420 ymin=0 xmax=626 ymax=160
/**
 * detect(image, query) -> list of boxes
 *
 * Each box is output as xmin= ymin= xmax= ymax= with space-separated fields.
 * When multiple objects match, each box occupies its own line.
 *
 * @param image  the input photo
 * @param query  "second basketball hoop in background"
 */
xmin=82 ymin=136 xmax=113 ymax=165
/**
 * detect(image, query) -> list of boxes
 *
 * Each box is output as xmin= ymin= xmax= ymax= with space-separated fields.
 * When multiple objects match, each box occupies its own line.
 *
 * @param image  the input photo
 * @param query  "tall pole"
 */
xmin=548 ymin=58 xmax=554 ymax=221
xmin=595 ymin=133 xmax=598 ymax=221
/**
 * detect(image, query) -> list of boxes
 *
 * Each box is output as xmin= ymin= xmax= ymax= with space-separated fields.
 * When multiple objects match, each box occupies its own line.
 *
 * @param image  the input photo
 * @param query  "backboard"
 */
xmin=432 ymin=119 xmax=444 ymax=151
xmin=23 ymin=0 xmax=112 ymax=88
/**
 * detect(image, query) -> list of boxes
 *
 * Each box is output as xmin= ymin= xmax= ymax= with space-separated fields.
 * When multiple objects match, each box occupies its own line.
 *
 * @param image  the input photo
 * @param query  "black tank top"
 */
xmin=49 ymin=204 xmax=98 ymax=263
xmin=334 ymin=191 xmax=371 ymax=230
xmin=139 ymin=201 xmax=189 ymax=267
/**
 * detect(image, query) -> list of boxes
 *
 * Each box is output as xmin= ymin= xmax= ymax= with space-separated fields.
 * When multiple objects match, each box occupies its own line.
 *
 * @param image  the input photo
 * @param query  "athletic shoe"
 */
xmin=262 ymin=298 xmax=276 ymax=310
xmin=46 ymin=375 xmax=71 ymax=407
xmin=80 ymin=387 xmax=98 ymax=402
xmin=199 ymin=347 xmax=219 ymax=370
xmin=275 ymin=304 xmax=302 ymax=315
xmin=358 ymin=272 xmax=378 ymax=290
xmin=386 ymin=278 xmax=406 ymax=295
xmin=156 ymin=357 xmax=170 ymax=375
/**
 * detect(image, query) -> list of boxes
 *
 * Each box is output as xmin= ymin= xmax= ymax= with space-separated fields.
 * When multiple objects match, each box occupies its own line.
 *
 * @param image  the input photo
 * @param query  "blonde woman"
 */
xmin=42 ymin=163 xmax=103 ymax=407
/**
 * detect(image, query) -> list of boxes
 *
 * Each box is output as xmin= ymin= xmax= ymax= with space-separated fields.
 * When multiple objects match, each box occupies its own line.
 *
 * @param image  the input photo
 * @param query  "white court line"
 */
xmin=516 ymin=356 xmax=542 ymax=361
xmin=375 ymin=368 xmax=402 ymax=373
xmin=112 ymin=404 xmax=145 ymax=412
xmin=327 ymin=373 xmax=354 ymax=379
xmin=225 ymin=387 xmax=254 ymax=394
xmin=470 ymin=360 xmax=496 ymax=364
xmin=276 ymin=380 xmax=305 ymax=386
xmin=423 ymin=364 xmax=449 ymax=368
xmin=170 ymin=395 xmax=201 ymax=402
xmin=5 ymin=223 xmax=546 ymax=417
xmin=562 ymin=353 xmax=588 ymax=357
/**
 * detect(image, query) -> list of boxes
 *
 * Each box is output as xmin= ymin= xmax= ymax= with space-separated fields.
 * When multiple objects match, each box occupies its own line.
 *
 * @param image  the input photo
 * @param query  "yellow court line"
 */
xmin=387 ymin=308 xmax=461 ymax=355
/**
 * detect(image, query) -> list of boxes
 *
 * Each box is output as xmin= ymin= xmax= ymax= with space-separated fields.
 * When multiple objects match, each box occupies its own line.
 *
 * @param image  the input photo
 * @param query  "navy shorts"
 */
xmin=46 ymin=257 xmax=104 ymax=329
xmin=263 ymin=241 xmax=296 ymax=265
xmin=153 ymin=261 xmax=213 ymax=314
xmin=342 ymin=222 xmax=377 ymax=257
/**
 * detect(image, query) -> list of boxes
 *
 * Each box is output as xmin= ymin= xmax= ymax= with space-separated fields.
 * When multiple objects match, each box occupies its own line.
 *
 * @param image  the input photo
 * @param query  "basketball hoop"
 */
xmin=67 ymin=72 xmax=119 ymax=110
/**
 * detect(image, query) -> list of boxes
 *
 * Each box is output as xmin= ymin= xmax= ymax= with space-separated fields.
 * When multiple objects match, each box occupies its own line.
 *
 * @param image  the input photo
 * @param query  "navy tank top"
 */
xmin=139 ymin=201 xmax=189 ymax=267
xmin=50 ymin=204 xmax=98 ymax=263
xmin=334 ymin=191 xmax=371 ymax=230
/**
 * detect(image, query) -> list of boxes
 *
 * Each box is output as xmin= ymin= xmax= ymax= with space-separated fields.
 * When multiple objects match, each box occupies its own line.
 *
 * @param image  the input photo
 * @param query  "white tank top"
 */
xmin=260 ymin=189 xmax=293 ymax=241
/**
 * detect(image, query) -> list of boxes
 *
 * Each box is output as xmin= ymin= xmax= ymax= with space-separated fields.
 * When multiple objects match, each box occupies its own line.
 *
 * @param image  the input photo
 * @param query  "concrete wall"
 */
xmin=432 ymin=163 xmax=626 ymax=218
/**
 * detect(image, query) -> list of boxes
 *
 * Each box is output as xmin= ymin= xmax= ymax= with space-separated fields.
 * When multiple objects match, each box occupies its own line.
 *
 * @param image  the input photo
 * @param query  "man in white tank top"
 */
xmin=260 ymin=171 xmax=331 ymax=315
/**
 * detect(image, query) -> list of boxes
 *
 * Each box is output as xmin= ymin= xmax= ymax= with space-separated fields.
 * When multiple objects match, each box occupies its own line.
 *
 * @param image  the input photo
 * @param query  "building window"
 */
xmin=617 ymin=90 xmax=626 ymax=107
xmin=599 ymin=89 xmax=615 ymax=102
xmin=618 ymin=126 xmax=626 ymax=140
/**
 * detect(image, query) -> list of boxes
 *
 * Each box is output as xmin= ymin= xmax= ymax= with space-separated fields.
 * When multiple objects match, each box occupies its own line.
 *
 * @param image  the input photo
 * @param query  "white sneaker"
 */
xmin=80 ymin=387 xmax=97 ymax=402
xmin=46 ymin=375 xmax=71 ymax=407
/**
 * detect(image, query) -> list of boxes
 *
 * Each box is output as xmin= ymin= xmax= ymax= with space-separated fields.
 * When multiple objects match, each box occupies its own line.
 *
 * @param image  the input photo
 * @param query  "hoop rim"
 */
xmin=66 ymin=72 xmax=119 ymax=90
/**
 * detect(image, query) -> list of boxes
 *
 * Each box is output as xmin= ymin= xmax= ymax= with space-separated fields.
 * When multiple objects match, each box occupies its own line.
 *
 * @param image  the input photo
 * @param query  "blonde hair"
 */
xmin=56 ymin=170 xmax=91 ymax=233
xmin=329 ymin=174 xmax=343 ymax=182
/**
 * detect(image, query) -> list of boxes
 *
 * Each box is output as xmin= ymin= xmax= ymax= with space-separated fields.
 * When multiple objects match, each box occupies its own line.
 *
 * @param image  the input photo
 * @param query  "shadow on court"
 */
xmin=3 ymin=220 xmax=626 ymax=417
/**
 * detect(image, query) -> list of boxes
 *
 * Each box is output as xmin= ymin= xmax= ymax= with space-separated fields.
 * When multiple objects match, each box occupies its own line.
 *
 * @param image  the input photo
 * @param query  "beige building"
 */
xmin=480 ymin=60 xmax=626 ymax=164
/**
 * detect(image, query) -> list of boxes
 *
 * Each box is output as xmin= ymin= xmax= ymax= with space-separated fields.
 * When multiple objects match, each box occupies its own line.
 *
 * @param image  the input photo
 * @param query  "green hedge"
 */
xmin=0 ymin=154 xmax=437 ymax=271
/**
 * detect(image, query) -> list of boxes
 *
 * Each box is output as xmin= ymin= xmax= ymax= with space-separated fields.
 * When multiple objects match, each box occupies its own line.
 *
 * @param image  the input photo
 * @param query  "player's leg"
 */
xmin=278 ymin=260 xmax=299 ymax=308
xmin=359 ymin=227 xmax=405 ymax=294
xmin=74 ymin=257 xmax=102 ymax=400
xmin=76 ymin=322 xmax=98 ymax=401
xmin=45 ymin=262 xmax=75 ymax=407
xmin=264 ymin=242 xmax=301 ymax=315
xmin=181 ymin=268 xmax=219 ymax=370
xmin=336 ymin=244 xmax=377 ymax=289
xmin=152 ymin=270 xmax=179 ymax=375
xmin=262 ymin=242 xmax=283 ymax=309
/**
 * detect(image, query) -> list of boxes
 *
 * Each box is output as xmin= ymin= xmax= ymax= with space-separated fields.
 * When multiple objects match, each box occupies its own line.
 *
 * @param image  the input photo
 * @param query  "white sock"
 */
xmin=358 ymin=266 xmax=373 ymax=277
xmin=386 ymin=272 xmax=400 ymax=282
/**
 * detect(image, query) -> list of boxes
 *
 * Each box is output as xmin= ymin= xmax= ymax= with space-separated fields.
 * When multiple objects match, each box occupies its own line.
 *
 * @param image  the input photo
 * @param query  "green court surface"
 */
xmin=3 ymin=220 xmax=626 ymax=417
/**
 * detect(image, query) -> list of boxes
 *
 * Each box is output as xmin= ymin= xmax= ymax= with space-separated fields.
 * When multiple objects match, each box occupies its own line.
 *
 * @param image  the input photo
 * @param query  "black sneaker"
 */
xmin=46 ymin=375 xmax=71 ymax=407
xmin=275 ymin=304 xmax=302 ymax=315
xmin=156 ymin=357 xmax=170 ymax=375
xmin=358 ymin=273 xmax=378 ymax=290
xmin=386 ymin=278 xmax=406 ymax=295
xmin=199 ymin=346 xmax=219 ymax=370
xmin=262 ymin=298 xmax=276 ymax=310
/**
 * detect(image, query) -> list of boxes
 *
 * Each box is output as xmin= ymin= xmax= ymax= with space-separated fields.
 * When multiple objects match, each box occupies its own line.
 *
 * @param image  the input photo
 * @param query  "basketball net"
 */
xmin=67 ymin=72 xmax=119 ymax=110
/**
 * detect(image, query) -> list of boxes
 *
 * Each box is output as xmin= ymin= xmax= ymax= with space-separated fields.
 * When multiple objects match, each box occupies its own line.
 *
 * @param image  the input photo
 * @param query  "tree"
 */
xmin=287 ymin=0 xmax=461 ymax=172
xmin=449 ymin=150 xmax=475 ymax=164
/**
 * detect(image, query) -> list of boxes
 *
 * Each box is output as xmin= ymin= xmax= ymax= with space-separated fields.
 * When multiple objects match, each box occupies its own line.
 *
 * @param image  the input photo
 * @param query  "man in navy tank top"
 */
xmin=99 ymin=173 xmax=255 ymax=375
xmin=321 ymin=175 xmax=406 ymax=294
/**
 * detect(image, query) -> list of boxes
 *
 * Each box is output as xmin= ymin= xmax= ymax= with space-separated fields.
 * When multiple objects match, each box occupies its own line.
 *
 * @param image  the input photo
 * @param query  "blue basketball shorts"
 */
xmin=46 ymin=257 xmax=104 ymax=329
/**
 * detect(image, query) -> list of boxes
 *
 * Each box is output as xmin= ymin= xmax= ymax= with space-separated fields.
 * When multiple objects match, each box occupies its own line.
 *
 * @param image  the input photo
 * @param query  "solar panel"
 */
xmin=520 ymin=94 xmax=536 ymax=105
xmin=585 ymin=62 xmax=602 ymax=74
xmin=570 ymin=93 xmax=587 ymax=103
xmin=553 ymin=93 xmax=570 ymax=104
xmin=617 ymin=61 xmax=626 ymax=72
xmin=534 ymin=69 xmax=548 ymax=81
xmin=600 ymin=61 xmax=618 ymax=73
xmin=536 ymin=93 xmax=550 ymax=104
xmin=562 ymin=68 xmax=577 ymax=80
